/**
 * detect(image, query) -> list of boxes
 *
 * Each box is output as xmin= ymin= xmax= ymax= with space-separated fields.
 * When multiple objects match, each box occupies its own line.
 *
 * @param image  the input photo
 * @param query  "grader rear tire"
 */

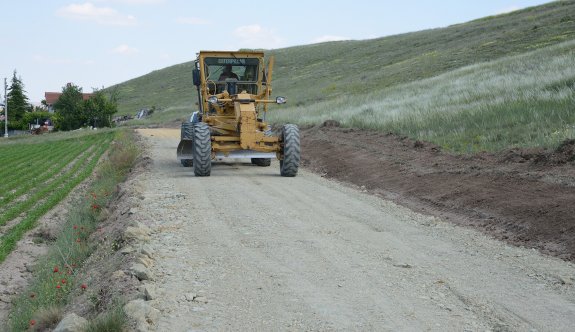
xmin=280 ymin=124 xmax=300 ymax=177
xmin=180 ymin=122 xmax=194 ymax=167
xmin=181 ymin=159 xmax=193 ymax=167
xmin=251 ymin=158 xmax=271 ymax=167
xmin=192 ymin=123 xmax=211 ymax=176
xmin=181 ymin=122 xmax=194 ymax=140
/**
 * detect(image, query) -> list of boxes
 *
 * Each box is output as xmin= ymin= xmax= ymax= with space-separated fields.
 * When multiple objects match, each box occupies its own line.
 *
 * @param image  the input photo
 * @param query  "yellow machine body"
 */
xmin=177 ymin=50 xmax=281 ymax=160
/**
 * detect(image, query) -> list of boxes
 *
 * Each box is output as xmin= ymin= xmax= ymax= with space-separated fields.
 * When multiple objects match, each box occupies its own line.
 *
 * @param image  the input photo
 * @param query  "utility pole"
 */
xmin=3 ymin=78 xmax=7 ymax=138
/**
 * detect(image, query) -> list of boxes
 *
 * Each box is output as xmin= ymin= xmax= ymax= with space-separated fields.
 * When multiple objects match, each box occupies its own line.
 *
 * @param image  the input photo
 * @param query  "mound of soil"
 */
xmin=301 ymin=126 xmax=575 ymax=261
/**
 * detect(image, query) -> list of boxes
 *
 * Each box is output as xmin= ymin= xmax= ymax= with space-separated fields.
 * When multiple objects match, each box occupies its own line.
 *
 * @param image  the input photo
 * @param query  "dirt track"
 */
xmin=131 ymin=128 xmax=575 ymax=331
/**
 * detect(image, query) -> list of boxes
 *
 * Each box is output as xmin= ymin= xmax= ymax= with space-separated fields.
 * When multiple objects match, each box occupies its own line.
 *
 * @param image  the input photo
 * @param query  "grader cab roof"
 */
xmin=197 ymin=51 xmax=265 ymax=59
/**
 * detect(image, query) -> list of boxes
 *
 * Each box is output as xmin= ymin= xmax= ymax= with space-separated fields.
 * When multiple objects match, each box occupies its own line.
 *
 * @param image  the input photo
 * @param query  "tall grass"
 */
xmin=269 ymin=39 xmax=575 ymax=152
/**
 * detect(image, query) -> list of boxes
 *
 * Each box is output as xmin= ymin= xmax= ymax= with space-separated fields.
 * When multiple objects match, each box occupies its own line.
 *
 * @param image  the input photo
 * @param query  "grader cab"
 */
xmin=176 ymin=51 xmax=300 ymax=177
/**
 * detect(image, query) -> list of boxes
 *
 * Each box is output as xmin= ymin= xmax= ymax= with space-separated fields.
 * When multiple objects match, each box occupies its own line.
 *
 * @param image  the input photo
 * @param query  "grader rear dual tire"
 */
xmin=193 ymin=123 xmax=211 ymax=176
xmin=280 ymin=124 xmax=300 ymax=177
xmin=251 ymin=158 xmax=271 ymax=167
xmin=180 ymin=122 xmax=194 ymax=167
xmin=181 ymin=159 xmax=193 ymax=167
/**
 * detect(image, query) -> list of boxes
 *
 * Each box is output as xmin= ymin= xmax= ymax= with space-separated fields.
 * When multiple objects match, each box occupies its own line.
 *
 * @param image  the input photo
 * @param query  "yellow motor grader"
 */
xmin=177 ymin=51 xmax=300 ymax=177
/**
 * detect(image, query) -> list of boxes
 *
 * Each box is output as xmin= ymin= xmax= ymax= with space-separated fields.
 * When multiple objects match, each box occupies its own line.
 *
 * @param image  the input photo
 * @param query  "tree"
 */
xmin=54 ymin=83 xmax=85 ymax=130
xmin=7 ymin=70 xmax=29 ymax=129
xmin=83 ymin=89 xmax=118 ymax=128
xmin=53 ymin=84 xmax=118 ymax=131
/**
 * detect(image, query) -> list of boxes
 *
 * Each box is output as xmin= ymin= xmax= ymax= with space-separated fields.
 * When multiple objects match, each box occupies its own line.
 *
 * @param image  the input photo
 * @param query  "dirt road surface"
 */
xmin=133 ymin=128 xmax=575 ymax=331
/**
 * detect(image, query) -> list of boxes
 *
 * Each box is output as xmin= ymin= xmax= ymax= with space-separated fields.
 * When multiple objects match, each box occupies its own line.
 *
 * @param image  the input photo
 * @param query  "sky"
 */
xmin=0 ymin=0 xmax=552 ymax=103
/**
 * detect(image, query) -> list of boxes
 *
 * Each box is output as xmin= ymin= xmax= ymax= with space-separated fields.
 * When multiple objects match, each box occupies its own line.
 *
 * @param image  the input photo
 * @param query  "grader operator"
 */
xmin=177 ymin=51 xmax=300 ymax=177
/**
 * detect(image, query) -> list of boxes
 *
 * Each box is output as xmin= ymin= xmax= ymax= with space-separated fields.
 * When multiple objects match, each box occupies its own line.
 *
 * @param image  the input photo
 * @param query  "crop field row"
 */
xmin=0 ymin=132 xmax=114 ymax=262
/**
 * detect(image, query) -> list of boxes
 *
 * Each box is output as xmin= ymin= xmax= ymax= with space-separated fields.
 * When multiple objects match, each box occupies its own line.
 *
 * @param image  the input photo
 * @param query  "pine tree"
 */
xmin=7 ymin=70 xmax=29 ymax=128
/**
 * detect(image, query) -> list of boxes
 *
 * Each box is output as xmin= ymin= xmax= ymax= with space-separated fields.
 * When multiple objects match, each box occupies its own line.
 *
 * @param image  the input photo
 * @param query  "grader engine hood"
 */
xmin=234 ymin=93 xmax=260 ymax=150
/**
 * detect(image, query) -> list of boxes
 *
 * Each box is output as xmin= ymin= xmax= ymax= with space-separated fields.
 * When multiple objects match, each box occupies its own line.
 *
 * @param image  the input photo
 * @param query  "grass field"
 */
xmin=270 ymin=39 xmax=575 ymax=152
xmin=0 ymin=131 xmax=114 ymax=263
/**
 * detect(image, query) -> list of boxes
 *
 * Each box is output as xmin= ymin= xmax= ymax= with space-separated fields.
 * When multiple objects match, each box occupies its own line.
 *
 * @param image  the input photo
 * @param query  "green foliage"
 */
xmin=84 ymin=89 xmax=118 ymax=128
xmin=19 ymin=111 xmax=55 ymax=130
xmin=7 ymin=70 xmax=29 ymax=129
xmin=54 ymin=84 xmax=85 ymax=131
xmin=54 ymin=84 xmax=118 ymax=131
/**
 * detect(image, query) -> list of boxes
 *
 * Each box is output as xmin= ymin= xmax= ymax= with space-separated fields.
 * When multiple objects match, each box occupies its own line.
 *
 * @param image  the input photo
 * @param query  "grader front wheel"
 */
xmin=280 ymin=124 xmax=300 ymax=177
xmin=193 ymin=123 xmax=212 ymax=176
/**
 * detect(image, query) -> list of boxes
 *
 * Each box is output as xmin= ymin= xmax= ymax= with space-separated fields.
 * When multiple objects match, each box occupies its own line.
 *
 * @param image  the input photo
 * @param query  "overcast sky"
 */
xmin=0 ymin=0 xmax=552 ymax=103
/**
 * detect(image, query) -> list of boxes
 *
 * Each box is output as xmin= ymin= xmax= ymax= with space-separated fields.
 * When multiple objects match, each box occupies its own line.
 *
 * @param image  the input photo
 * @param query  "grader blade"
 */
xmin=176 ymin=140 xmax=194 ymax=160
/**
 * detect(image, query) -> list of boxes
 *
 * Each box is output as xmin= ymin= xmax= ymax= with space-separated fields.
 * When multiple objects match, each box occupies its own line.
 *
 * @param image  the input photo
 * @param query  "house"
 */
xmin=45 ymin=84 xmax=94 ymax=113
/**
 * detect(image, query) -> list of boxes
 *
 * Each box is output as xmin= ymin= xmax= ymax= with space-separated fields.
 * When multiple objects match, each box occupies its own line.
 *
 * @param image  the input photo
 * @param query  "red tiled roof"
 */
xmin=44 ymin=92 xmax=60 ymax=105
xmin=44 ymin=92 xmax=95 ymax=105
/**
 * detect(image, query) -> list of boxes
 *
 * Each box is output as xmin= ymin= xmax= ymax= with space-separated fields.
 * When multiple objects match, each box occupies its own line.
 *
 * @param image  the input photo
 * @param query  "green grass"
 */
xmin=84 ymin=302 xmax=126 ymax=332
xmin=268 ymin=39 xmax=575 ymax=152
xmin=110 ymin=61 xmax=197 ymax=116
xmin=8 ymin=129 xmax=139 ymax=332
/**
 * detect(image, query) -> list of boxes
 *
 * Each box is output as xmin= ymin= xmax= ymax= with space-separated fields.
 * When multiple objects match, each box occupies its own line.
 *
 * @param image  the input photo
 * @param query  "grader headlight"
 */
xmin=275 ymin=96 xmax=287 ymax=104
xmin=208 ymin=96 xmax=219 ymax=104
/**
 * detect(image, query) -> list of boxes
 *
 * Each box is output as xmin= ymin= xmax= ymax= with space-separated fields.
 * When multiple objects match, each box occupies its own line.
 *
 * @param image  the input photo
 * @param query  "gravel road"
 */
xmin=134 ymin=128 xmax=575 ymax=331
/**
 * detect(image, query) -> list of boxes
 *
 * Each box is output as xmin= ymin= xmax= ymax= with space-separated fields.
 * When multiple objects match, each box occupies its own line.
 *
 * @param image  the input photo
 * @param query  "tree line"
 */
xmin=1 ymin=70 xmax=118 ymax=131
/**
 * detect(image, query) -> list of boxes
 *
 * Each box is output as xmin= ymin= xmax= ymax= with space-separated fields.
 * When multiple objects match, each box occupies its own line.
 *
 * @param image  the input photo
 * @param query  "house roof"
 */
xmin=44 ymin=92 xmax=61 ymax=105
xmin=44 ymin=92 xmax=94 ymax=105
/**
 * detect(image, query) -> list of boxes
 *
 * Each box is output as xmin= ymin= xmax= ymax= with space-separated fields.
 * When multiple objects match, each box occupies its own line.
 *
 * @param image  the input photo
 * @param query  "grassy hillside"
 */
xmin=270 ymin=1 xmax=575 ymax=106
xmin=112 ymin=0 xmax=575 ymax=115
xmin=270 ymin=39 xmax=575 ymax=152
xmin=111 ymin=61 xmax=197 ymax=116
xmin=110 ymin=1 xmax=575 ymax=152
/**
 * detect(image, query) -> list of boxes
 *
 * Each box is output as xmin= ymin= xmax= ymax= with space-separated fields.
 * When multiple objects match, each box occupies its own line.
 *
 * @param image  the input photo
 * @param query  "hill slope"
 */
xmin=270 ymin=0 xmax=575 ymax=105
xmin=271 ymin=39 xmax=575 ymax=152
xmin=111 ymin=1 xmax=575 ymax=115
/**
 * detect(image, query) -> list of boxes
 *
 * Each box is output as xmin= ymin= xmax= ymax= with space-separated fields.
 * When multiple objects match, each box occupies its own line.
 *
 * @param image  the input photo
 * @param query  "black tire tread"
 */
xmin=280 ymin=124 xmax=300 ymax=177
xmin=181 ymin=122 xmax=194 ymax=140
xmin=252 ymin=158 xmax=271 ymax=167
xmin=193 ymin=123 xmax=211 ymax=176
xmin=181 ymin=159 xmax=193 ymax=167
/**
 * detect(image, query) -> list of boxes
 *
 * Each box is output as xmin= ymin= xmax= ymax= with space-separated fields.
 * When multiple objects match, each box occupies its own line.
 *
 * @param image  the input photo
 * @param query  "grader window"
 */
xmin=205 ymin=57 xmax=260 ymax=94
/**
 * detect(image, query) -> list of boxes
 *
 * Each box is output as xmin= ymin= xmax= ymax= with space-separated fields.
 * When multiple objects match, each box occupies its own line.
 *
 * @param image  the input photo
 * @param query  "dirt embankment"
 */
xmin=301 ymin=124 xmax=575 ymax=261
